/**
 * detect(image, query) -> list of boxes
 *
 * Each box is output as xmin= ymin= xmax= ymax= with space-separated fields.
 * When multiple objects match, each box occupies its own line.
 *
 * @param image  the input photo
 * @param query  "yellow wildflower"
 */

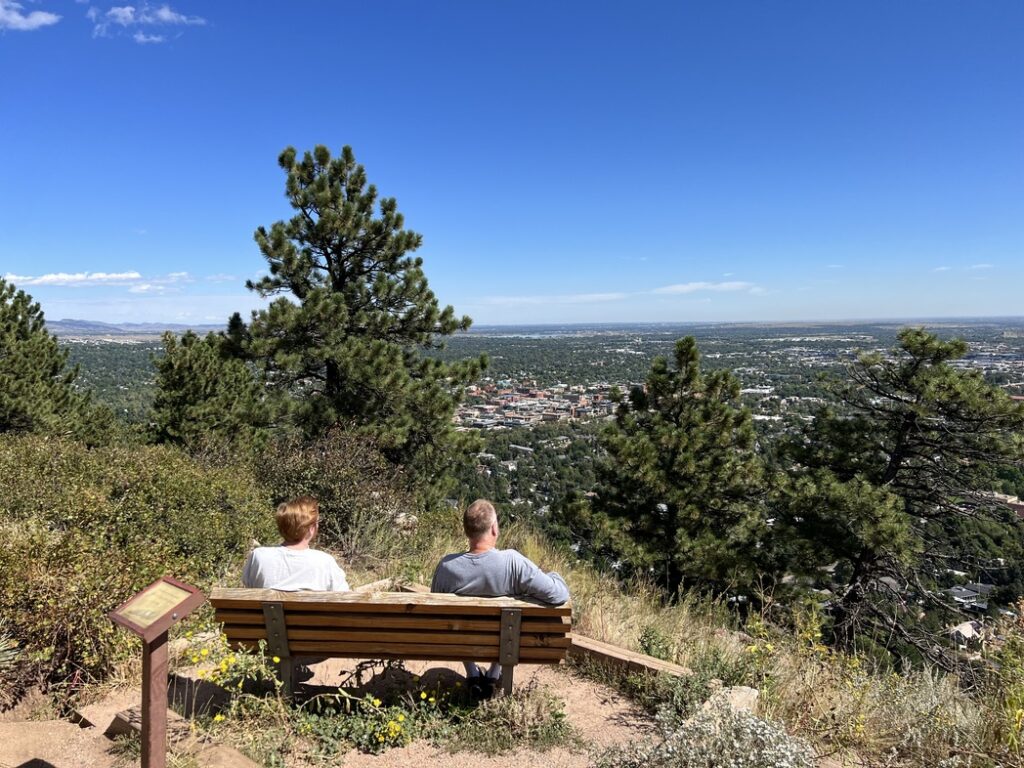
xmin=372 ymin=698 xmax=381 ymax=707
xmin=272 ymin=656 xmax=281 ymax=664
xmin=397 ymin=714 xmax=405 ymax=722
xmin=420 ymin=692 xmax=427 ymax=700
xmin=191 ymin=656 xmax=199 ymax=663
xmin=200 ymin=648 xmax=209 ymax=657
xmin=213 ymin=714 xmax=225 ymax=723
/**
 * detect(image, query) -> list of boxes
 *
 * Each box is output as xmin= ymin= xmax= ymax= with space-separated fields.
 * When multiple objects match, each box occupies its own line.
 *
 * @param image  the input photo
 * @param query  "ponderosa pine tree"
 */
xmin=151 ymin=330 xmax=270 ymax=447
xmin=0 ymin=277 xmax=84 ymax=435
xmin=239 ymin=145 xmax=485 ymax=491
xmin=589 ymin=337 xmax=769 ymax=593
xmin=782 ymin=328 xmax=1024 ymax=667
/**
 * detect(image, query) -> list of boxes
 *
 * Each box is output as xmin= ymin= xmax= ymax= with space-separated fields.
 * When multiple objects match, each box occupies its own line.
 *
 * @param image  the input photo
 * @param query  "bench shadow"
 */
xmin=15 ymin=761 xmax=59 ymax=768
xmin=168 ymin=672 xmax=234 ymax=717
xmin=296 ymin=663 xmax=467 ymax=706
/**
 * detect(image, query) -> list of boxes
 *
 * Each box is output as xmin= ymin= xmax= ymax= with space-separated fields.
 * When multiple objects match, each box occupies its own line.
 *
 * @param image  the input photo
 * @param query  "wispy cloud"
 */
xmin=0 ymin=0 xmax=60 ymax=30
xmin=482 ymin=292 xmax=629 ymax=307
xmin=653 ymin=281 xmax=756 ymax=295
xmin=4 ymin=270 xmax=192 ymax=289
xmin=5 ymin=271 xmax=142 ymax=286
xmin=932 ymin=266 xmax=952 ymax=272
xmin=969 ymin=263 xmax=993 ymax=270
xmin=91 ymin=3 xmax=205 ymax=42
xmin=205 ymin=273 xmax=238 ymax=283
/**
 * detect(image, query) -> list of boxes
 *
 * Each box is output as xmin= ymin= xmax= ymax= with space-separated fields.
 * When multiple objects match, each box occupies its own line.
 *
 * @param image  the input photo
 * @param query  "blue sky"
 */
xmin=1 ymin=1 xmax=1021 ymax=325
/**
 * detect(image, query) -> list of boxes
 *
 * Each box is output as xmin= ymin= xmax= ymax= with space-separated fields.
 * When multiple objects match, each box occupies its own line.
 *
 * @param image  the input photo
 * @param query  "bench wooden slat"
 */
xmin=210 ymin=588 xmax=571 ymax=617
xmin=220 ymin=625 xmax=571 ymax=648
xmin=231 ymin=639 xmax=565 ymax=663
xmin=214 ymin=610 xmax=570 ymax=634
xmin=283 ymin=640 xmax=568 ymax=661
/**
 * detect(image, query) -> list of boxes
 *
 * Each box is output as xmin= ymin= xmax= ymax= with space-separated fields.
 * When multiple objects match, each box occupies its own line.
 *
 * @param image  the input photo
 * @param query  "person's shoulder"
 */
xmin=437 ymin=552 xmax=467 ymax=567
xmin=247 ymin=546 xmax=278 ymax=561
xmin=308 ymin=548 xmax=342 ymax=565
xmin=495 ymin=547 xmax=528 ymax=562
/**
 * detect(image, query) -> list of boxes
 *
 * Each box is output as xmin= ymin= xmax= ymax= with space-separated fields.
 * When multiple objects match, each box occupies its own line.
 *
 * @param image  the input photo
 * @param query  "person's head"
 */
xmin=463 ymin=499 xmax=498 ymax=545
xmin=276 ymin=495 xmax=319 ymax=545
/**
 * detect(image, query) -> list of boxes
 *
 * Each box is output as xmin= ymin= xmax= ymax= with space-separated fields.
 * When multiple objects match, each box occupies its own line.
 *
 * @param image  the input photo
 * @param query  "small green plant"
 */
xmin=300 ymin=692 xmax=419 ymax=755
xmin=638 ymin=625 xmax=674 ymax=661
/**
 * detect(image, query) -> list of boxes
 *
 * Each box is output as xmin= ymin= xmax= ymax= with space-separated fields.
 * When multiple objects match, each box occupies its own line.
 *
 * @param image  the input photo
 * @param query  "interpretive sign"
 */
xmin=109 ymin=576 xmax=205 ymax=768
xmin=110 ymin=576 xmax=204 ymax=643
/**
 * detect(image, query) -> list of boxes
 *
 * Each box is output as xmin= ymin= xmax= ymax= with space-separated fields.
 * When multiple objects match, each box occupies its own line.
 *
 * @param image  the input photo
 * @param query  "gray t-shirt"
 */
xmin=430 ymin=548 xmax=570 ymax=605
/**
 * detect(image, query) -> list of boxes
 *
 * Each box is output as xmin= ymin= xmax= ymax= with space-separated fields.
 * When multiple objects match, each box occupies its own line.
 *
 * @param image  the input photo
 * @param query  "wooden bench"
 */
xmin=209 ymin=588 xmax=572 ymax=698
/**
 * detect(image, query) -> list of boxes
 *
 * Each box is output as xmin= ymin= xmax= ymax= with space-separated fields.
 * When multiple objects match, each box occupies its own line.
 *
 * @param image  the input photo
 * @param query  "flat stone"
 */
xmin=703 ymin=685 xmax=759 ymax=715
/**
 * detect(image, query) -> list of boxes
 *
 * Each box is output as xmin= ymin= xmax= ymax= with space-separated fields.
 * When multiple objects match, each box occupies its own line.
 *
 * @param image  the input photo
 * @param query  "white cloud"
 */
xmin=5 ymin=271 xmax=142 ymax=286
xmin=969 ymin=263 xmax=993 ymax=270
xmin=932 ymin=266 xmax=952 ymax=272
xmin=0 ymin=0 xmax=60 ymax=31
xmin=4 ymin=270 xmax=193 ymax=289
xmin=106 ymin=5 xmax=135 ymax=25
xmin=150 ymin=4 xmax=203 ymax=24
xmin=653 ymin=281 xmax=755 ymax=295
xmin=205 ymin=273 xmax=238 ymax=283
xmin=92 ymin=3 xmax=205 ymax=39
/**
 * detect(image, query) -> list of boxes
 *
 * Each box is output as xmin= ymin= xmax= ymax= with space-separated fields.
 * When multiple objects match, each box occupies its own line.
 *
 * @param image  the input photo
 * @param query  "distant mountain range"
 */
xmin=49 ymin=319 xmax=222 ymax=337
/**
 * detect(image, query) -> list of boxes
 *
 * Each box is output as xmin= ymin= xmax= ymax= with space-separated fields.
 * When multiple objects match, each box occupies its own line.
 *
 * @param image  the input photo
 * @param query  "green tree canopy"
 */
xmin=587 ymin=336 xmax=769 ymax=593
xmin=236 ymin=145 xmax=485 ymax=491
xmin=783 ymin=328 xmax=1024 ymax=666
xmin=0 ymin=278 xmax=87 ymax=436
xmin=150 ymin=330 xmax=270 ymax=447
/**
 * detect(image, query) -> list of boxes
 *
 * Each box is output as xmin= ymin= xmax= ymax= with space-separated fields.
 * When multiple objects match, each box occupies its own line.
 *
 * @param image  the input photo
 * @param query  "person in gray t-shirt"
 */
xmin=431 ymin=499 xmax=570 ymax=690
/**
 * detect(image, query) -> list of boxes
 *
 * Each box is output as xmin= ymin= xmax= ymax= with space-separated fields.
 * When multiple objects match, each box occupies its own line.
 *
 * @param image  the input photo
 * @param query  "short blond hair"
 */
xmin=464 ymin=499 xmax=497 ymax=539
xmin=276 ymin=496 xmax=319 ymax=543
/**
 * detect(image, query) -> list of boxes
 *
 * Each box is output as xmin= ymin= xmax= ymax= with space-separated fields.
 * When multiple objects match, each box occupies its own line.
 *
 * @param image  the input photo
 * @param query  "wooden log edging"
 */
xmin=568 ymin=634 xmax=691 ymax=677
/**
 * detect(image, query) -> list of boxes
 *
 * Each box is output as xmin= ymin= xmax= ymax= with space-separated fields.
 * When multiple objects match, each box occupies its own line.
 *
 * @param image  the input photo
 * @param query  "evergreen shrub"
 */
xmin=0 ymin=433 xmax=273 ymax=681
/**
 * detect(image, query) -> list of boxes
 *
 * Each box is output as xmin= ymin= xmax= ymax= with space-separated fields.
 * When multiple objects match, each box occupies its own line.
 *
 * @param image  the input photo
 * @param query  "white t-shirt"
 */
xmin=242 ymin=546 xmax=350 ymax=591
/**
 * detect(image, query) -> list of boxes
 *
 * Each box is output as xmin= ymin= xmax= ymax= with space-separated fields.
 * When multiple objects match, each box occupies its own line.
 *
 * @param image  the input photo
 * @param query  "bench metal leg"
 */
xmin=500 ymin=665 xmax=514 ymax=696
xmin=279 ymin=656 xmax=295 ymax=700
xmin=262 ymin=602 xmax=293 ymax=700
xmin=498 ymin=607 xmax=522 ymax=697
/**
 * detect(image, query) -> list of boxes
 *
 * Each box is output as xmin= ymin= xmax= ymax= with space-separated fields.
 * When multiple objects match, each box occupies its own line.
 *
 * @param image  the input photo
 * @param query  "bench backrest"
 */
xmin=210 ymin=588 xmax=572 ymax=665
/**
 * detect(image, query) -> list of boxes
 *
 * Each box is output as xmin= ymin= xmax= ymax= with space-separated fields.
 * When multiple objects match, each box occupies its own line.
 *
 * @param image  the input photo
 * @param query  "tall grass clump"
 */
xmin=251 ymin=431 xmax=416 ymax=566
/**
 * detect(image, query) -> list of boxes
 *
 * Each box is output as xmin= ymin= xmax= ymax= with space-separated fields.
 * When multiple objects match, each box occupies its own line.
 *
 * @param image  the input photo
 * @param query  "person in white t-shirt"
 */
xmin=242 ymin=496 xmax=350 ymax=591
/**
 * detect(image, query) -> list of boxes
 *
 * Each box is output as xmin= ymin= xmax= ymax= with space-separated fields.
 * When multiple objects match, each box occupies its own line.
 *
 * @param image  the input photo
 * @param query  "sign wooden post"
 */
xmin=109 ymin=576 xmax=205 ymax=768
